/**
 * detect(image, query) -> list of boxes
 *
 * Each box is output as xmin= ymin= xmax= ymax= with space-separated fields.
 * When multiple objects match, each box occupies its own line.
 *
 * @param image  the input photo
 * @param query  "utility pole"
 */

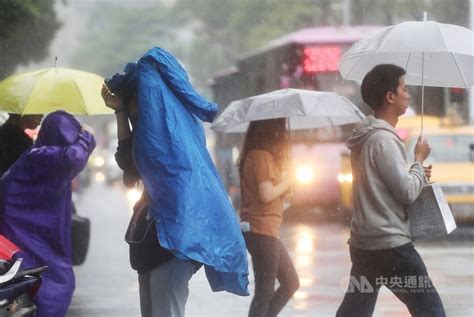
xmin=342 ymin=0 xmax=351 ymax=26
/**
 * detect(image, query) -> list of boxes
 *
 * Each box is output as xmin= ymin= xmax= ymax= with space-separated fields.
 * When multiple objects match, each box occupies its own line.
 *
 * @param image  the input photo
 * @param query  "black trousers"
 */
xmin=336 ymin=243 xmax=446 ymax=317
xmin=244 ymin=232 xmax=300 ymax=317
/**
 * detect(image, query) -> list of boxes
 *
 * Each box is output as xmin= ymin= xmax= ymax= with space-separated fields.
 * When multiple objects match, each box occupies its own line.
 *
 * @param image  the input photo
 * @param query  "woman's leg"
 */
xmin=244 ymin=232 xmax=280 ymax=317
xmin=138 ymin=271 xmax=152 ymax=317
xmin=266 ymin=240 xmax=300 ymax=316
xmin=148 ymin=257 xmax=198 ymax=317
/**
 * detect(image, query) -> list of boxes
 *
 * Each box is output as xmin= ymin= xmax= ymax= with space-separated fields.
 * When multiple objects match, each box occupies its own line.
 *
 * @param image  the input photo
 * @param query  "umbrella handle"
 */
xmin=287 ymin=118 xmax=293 ymax=169
xmin=285 ymin=118 xmax=297 ymax=188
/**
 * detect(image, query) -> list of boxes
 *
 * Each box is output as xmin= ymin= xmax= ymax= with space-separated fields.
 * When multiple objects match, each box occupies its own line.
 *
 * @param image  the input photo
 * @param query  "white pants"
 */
xmin=138 ymin=258 xmax=198 ymax=317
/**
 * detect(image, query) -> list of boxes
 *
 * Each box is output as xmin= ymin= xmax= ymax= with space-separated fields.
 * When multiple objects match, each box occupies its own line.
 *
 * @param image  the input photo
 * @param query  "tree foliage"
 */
xmin=71 ymin=0 xmax=470 ymax=95
xmin=173 ymin=0 xmax=469 ymax=94
xmin=72 ymin=2 xmax=187 ymax=79
xmin=172 ymin=0 xmax=336 ymax=93
xmin=350 ymin=0 xmax=469 ymax=26
xmin=0 ymin=0 xmax=60 ymax=79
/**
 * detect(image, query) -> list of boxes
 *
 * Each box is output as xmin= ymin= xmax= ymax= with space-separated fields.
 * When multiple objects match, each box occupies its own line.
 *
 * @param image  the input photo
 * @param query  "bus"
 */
xmin=210 ymin=25 xmax=468 ymax=217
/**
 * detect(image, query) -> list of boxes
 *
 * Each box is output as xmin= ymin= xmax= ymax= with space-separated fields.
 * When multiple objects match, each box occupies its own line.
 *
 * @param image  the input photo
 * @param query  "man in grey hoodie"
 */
xmin=336 ymin=64 xmax=445 ymax=317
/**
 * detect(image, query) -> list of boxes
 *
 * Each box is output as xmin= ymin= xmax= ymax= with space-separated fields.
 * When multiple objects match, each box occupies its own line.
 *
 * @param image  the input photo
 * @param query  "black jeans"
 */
xmin=336 ymin=243 xmax=445 ymax=317
xmin=244 ymin=232 xmax=300 ymax=317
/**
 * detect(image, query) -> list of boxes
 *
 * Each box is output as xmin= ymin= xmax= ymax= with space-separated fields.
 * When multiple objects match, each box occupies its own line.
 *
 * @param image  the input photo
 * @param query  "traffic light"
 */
xmin=450 ymin=87 xmax=466 ymax=103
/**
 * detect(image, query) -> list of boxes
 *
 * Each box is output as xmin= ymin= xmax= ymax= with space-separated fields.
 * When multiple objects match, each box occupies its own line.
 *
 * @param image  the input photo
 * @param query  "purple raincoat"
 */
xmin=0 ymin=111 xmax=95 ymax=317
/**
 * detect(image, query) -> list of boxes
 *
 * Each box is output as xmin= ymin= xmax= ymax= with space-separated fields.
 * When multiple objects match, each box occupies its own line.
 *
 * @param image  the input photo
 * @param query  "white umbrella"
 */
xmin=339 ymin=17 xmax=473 ymax=131
xmin=339 ymin=20 xmax=473 ymax=88
xmin=211 ymin=88 xmax=365 ymax=133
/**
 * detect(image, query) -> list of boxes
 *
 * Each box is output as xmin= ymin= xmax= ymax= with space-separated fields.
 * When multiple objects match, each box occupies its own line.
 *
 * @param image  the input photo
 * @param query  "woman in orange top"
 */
xmin=238 ymin=118 xmax=299 ymax=317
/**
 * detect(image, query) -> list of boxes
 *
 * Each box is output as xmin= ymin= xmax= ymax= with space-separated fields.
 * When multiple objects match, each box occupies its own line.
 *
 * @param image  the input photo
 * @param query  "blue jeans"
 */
xmin=138 ymin=258 xmax=201 ymax=317
xmin=336 ymin=243 xmax=445 ymax=317
xmin=244 ymin=232 xmax=300 ymax=317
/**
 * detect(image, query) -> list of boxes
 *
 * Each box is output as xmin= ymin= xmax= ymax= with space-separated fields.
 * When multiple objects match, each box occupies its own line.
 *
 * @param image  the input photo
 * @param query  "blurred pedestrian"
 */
xmin=238 ymin=118 xmax=300 ymax=317
xmin=336 ymin=64 xmax=445 ymax=316
xmin=0 ymin=110 xmax=96 ymax=317
xmin=0 ymin=113 xmax=42 ymax=176
xmin=102 ymin=46 xmax=249 ymax=317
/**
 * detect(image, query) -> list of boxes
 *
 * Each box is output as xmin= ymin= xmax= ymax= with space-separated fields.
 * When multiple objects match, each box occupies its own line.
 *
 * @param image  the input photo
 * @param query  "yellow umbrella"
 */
xmin=0 ymin=67 xmax=113 ymax=115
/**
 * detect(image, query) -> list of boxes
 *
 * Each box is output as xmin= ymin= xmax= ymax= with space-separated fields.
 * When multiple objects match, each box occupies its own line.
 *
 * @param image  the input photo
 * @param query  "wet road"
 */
xmin=68 ymin=182 xmax=474 ymax=316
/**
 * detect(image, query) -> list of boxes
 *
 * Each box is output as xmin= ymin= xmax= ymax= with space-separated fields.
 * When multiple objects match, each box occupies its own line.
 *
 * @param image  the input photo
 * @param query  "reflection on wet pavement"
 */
xmin=68 ymin=183 xmax=474 ymax=316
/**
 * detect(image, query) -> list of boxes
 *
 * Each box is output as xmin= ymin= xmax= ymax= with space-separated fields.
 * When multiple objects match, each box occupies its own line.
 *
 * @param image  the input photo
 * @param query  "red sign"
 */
xmin=303 ymin=45 xmax=341 ymax=73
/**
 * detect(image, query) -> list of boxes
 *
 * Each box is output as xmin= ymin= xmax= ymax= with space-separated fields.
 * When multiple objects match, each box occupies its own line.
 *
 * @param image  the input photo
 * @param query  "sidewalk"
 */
xmin=69 ymin=182 xmax=474 ymax=317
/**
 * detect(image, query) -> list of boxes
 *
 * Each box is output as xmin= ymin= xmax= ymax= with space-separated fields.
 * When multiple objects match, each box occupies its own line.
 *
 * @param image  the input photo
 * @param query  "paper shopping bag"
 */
xmin=407 ymin=182 xmax=457 ymax=241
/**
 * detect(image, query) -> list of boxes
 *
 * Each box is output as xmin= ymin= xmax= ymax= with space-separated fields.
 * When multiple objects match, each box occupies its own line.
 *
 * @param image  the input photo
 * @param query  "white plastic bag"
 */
xmin=407 ymin=182 xmax=457 ymax=241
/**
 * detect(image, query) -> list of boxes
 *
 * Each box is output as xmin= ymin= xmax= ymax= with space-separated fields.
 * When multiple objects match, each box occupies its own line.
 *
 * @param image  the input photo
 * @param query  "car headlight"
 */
xmin=338 ymin=173 xmax=353 ymax=183
xmin=94 ymin=172 xmax=105 ymax=182
xmin=93 ymin=156 xmax=105 ymax=167
xmin=295 ymin=165 xmax=315 ymax=184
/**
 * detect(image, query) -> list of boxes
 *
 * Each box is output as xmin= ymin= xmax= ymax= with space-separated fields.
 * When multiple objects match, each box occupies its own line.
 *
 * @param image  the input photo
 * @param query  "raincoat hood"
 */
xmin=35 ymin=111 xmax=81 ymax=147
xmin=105 ymin=62 xmax=137 ymax=104
xmin=347 ymin=115 xmax=402 ymax=152
xmin=118 ymin=47 xmax=249 ymax=296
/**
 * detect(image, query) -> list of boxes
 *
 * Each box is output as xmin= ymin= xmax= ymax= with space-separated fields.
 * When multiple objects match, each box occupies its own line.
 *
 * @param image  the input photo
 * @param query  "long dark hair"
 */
xmin=237 ymin=118 xmax=289 ymax=176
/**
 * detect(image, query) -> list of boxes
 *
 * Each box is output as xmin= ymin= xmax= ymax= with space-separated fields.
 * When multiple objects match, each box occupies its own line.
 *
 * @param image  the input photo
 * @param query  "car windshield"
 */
xmin=407 ymin=134 xmax=473 ymax=163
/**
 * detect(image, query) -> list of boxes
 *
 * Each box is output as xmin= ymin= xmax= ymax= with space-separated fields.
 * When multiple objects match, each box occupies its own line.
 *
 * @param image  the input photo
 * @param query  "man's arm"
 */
xmin=373 ymin=136 xmax=425 ymax=204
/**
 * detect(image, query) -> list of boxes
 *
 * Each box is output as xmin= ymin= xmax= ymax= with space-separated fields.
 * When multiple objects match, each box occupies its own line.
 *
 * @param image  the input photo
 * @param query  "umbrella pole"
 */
xmin=287 ymin=118 xmax=293 ymax=168
xmin=421 ymin=52 xmax=425 ymax=136
xmin=286 ymin=118 xmax=295 ymax=203
xmin=420 ymin=12 xmax=427 ymax=137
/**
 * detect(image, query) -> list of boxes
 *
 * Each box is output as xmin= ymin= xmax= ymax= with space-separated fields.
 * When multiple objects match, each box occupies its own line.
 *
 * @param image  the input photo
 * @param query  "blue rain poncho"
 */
xmin=107 ymin=47 xmax=249 ymax=295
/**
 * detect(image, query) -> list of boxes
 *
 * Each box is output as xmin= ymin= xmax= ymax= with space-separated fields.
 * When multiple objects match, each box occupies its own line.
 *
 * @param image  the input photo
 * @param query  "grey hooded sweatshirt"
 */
xmin=347 ymin=116 xmax=425 ymax=250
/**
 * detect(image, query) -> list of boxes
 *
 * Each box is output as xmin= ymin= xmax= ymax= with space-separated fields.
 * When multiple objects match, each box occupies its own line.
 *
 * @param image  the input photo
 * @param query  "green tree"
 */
xmin=173 ymin=0 xmax=334 ymax=93
xmin=73 ymin=1 xmax=338 ymax=95
xmin=70 ymin=0 xmax=470 ymax=96
xmin=350 ymin=0 xmax=469 ymax=26
xmin=175 ymin=0 xmax=469 ymax=94
xmin=0 ymin=0 xmax=60 ymax=79
xmin=72 ymin=2 xmax=186 ymax=79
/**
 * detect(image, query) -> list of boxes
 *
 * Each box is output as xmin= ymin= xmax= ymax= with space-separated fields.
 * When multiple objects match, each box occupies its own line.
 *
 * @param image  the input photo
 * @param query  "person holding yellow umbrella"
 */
xmin=0 ymin=66 xmax=107 ymax=316
xmin=0 ymin=66 xmax=111 ymax=180
xmin=0 ymin=64 xmax=112 ymax=179
xmin=0 ymin=113 xmax=43 ymax=176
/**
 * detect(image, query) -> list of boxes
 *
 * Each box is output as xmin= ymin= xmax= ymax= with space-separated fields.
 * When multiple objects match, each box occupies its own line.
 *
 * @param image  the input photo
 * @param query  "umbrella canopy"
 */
xmin=339 ymin=21 xmax=474 ymax=88
xmin=211 ymin=88 xmax=365 ymax=133
xmin=0 ymin=67 xmax=113 ymax=115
